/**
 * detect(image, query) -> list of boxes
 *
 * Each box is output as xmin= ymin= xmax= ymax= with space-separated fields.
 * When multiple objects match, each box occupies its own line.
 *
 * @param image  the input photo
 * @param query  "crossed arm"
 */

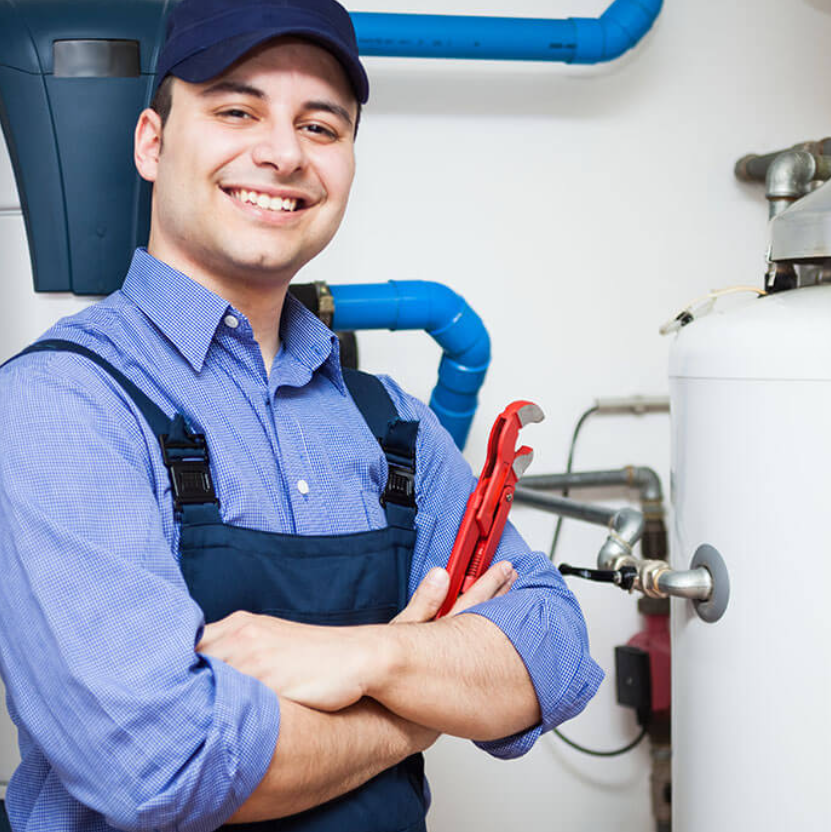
xmin=198 ymin=561 xmax=541 ymax=824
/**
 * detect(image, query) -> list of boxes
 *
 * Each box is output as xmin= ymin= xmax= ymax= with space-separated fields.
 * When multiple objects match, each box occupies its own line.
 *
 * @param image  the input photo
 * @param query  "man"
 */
xmin=0 ymin=0 xmax=602 ymax=830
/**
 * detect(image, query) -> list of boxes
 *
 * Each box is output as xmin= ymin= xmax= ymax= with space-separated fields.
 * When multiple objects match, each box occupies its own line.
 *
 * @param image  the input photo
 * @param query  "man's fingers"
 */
xmin=392 ymin=568 xmax=450 ymax=624
xmin=492 ymin=578 xmax=514 ymax=599
xmin=196 ymin=610 xmax=252 ymax=652
xmin=391 ymin=560 xmax=518 ymax=624
xmin=448 ymin=561 xmax=517 ymax=616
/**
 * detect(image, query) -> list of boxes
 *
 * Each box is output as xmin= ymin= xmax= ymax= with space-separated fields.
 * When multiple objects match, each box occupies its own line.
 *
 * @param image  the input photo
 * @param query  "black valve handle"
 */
xmin=559 ymin=563 xmax=637 ymax=591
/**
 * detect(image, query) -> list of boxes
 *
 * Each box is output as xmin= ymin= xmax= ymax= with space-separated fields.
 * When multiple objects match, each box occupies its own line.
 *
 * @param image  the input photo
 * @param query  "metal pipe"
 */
xmin=352 ymin=0 xmax=662 ymax=64
xmin=520 ymin=465 xmax=664 ymax=507
xmin=655 ymin=567 xmax=713 ymax=601
xmin=632 ymin=466 xmax=662 ymax=506
xmin=520 ymin=469 xmax=632 ymax=491
xmin=513 ymin=487 xmax=645 ymax=570
xmin=735 ymin=138 xmax=831 ymax=183
xmin=519 ymin=465 xmax=665 ymax=559
xmin=330 ymin=281 xmax=490 ymax=450
xmin=592 ymin=396 xmax=670 ymax=415
xmin=765 ymin=150 xmax=831 ymax=218
xmin=597 ymin=507 xmax=645 ymax=570
xmin=512 ymin=487 xmax=616 ymax=526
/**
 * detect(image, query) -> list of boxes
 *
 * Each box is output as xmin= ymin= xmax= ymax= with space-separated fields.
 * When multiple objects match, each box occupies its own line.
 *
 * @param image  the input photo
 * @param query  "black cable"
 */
xmin=548 ymin=404 xmax=658 ymax=758
xmin=553 ymin=725 xmax=648 ymax=757
xmin=548 ymin=405 xmax=598 ymax=562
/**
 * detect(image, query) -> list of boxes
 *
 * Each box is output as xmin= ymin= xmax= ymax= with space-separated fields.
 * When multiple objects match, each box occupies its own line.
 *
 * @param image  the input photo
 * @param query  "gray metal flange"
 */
xmin=689 ymin=544 xmax=730 ymax=623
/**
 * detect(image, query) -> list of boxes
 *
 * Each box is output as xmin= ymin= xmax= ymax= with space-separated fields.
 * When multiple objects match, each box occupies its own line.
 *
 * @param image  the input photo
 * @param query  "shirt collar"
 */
xmin=278 ymin=292 xmax=347 ymax=396
xmin=121 ymin=248 xmax=232 ymax=372
xmin=120 ymin=248 xmax=347 ymax=393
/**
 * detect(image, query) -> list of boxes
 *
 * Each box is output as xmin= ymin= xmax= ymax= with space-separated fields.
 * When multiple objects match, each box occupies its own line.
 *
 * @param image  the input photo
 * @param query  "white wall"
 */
xmin=2 ymin=0 xmax=831 ymax=828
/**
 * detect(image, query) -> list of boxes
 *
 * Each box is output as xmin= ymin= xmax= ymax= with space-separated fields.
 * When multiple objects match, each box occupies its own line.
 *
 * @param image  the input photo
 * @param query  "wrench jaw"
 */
xmin=502 ymin=402 xmax=543 ymax=479
xmin=512 ymin=448 xmax=534 ymax=480
xmin=515 ymin=403 xmax=545 ymax=428
xmin=495 ymin=403 xmax=545 ymax=464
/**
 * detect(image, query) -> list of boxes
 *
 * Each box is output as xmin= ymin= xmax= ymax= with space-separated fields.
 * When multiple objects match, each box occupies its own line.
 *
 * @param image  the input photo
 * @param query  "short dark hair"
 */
xmin=150 ymin=75 xmax=175 ymax=126
xmin=149 ymin=74 xmax=362 ymax=136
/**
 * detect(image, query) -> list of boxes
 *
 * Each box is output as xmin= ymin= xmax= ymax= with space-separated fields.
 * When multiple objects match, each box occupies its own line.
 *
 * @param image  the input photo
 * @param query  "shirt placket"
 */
xmin=269 ymin=400 xmax=322 ymax=534
xmin=217 ymin=315 xmax=298 ymax=532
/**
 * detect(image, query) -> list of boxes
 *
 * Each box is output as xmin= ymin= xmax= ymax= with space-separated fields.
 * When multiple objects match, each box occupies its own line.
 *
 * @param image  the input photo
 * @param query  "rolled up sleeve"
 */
xmin=0 ymin=356 xmax=279 ymax=831
xmin=462 ymin=525 xmax=604 ymax=759
xmin=380 ymin=376 xmax=603 ymax=760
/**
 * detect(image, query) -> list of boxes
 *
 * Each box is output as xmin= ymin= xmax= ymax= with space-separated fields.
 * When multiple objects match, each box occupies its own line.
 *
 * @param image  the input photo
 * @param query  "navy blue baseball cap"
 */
xmin=155 ymin=0 xmax=369 ymax=103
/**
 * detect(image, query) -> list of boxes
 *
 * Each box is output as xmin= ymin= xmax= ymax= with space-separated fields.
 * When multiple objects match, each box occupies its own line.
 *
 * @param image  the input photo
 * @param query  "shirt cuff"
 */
xmin=201 ymin=656 xmax=281 ymax=827
xmin=460 ymin=591 xmax=604 ymax=760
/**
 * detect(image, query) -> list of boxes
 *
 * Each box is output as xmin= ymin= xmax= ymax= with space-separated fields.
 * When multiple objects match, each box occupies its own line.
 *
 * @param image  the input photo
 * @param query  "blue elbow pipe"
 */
xmin=352 ymin=0 xmax=662 ymax=64
xmin=330 ymin=282 xmax=490 ymax=450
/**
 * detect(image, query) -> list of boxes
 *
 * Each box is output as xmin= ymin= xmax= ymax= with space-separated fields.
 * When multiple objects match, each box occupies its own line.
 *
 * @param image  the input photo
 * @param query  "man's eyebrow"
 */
xmin=197 ymin=85 xmax=354 ymax=126
xmin=304 ymin=99 xmax=354 ymax=128
xmin=199 ymin=80 xmax=266 ymax=99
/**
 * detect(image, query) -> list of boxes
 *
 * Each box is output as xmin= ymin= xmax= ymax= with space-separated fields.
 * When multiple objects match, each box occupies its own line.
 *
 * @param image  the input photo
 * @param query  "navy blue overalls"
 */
xmin=13 ymin=339 xmax=429 ymax=832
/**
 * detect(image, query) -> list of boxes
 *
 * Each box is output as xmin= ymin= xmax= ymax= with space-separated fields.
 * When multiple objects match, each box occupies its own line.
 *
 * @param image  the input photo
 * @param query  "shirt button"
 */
xmin=224 ymin=314 xmax=239 ymax=329
xmin=297 ymin=479 xmax=310 ymax=495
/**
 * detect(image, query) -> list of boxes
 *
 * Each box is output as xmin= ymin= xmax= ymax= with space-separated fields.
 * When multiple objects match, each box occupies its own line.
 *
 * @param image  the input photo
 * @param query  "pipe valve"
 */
xmin=559 ymin=563 xmax=637 ymax=591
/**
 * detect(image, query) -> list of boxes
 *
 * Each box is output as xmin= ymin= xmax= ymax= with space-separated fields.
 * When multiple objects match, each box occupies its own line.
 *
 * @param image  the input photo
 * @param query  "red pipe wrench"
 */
xmin=435 ymin=400 xmax=545 ymax=619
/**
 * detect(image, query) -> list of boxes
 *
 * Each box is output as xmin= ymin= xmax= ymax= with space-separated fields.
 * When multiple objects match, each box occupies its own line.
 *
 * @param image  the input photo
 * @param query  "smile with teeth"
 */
xmin=229 ymin=188 xmax=302 ymax=213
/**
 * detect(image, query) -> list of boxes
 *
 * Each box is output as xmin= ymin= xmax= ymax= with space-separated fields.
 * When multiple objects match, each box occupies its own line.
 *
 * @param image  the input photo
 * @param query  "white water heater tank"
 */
xmin=669 ymin=285 xmax=831 ymax=831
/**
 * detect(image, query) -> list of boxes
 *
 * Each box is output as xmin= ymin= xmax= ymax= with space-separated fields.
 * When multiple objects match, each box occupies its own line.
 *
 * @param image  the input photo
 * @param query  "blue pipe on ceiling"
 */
xmin=330 ymin=281 xmax=490 ymax=450
xmin=352 ymin=0 xmax=662 ymax=64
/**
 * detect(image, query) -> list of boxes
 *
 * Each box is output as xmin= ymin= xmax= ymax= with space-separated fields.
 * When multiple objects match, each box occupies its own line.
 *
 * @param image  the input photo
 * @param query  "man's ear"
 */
xmin=134 ymin=108 xmax=163 ymax=183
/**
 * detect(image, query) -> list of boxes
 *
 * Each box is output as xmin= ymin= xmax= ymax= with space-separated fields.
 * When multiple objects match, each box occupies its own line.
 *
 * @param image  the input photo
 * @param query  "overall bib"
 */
xmin=15 ymin=339 xmax=429 ymax=832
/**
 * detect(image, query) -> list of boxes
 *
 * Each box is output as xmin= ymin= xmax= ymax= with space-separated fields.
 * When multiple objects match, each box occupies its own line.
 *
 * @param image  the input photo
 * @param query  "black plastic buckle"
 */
xmin=381 ymin=462 xmax=416 ymax=508
xmin=160 ymin=433 xmax=219 ymax=510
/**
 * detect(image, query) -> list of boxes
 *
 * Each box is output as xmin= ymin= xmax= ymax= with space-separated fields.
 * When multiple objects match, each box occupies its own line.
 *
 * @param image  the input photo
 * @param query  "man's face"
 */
xmin=136 ymin=39 xmax=358 ymax=288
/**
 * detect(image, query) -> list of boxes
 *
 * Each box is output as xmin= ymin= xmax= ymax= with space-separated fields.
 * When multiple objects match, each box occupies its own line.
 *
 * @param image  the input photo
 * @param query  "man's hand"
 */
xmin=392 ymin=560 xmax=518 ymax=624
xmin=197 ymin=560 xmax=517 ymax=711
xmin=197 ymin=613 xmax=372 ymax=711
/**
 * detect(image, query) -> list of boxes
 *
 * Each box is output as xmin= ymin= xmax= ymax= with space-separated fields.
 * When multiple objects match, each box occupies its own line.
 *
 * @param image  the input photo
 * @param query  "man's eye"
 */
xmin=219 ymin=109 xmax=253 ymax=120
xmin=302 ymin=123 xmax=338 ymax=140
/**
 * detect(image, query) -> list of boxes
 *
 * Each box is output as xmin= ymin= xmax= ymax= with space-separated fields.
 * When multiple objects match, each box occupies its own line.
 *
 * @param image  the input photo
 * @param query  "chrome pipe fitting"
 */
xmin=597 ymin=507 xmax=645 ymax=570
xmin=655 ymin=566 xmax=713 ymax=602
xmin=765 ymin=150 xmax=831 ymax=218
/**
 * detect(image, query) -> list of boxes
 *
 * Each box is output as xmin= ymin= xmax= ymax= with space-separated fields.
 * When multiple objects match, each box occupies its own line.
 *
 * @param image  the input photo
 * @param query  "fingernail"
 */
xmin=501 ymin=562 xmax=513 ymax=578
xmin=428 ymin=568 xmax=449 ymax=586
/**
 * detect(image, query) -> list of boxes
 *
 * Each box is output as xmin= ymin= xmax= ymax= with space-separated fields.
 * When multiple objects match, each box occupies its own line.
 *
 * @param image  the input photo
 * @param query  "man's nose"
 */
xmin=251 ymin=121 xmax=306 ymax=174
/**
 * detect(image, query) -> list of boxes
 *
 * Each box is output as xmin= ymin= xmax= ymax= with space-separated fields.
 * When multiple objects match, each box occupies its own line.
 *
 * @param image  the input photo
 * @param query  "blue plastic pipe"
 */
xmin=352 ymin=0 xmax=662 ymax=64
xmin=330 ymin=282 xmax=490 ymax=450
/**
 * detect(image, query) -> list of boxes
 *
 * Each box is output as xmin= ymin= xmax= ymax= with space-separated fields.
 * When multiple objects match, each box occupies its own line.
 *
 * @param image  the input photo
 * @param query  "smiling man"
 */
xmin=0 ymin=1 xmax=602 ymax=831
xmin=139 ymin=33 xmax=359 ymax=373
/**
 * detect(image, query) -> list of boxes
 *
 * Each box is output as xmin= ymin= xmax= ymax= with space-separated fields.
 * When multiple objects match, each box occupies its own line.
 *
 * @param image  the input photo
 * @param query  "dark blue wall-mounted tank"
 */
xmin=0 ymin=0 xmax=168 ymax=294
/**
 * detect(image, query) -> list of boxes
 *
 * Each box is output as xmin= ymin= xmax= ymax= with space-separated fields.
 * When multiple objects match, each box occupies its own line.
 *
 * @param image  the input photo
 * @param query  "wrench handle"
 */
xmin=435 ymin=490 xmax=482 ymax=619
xmin=465 ymin=481 xmax=515 ymax=580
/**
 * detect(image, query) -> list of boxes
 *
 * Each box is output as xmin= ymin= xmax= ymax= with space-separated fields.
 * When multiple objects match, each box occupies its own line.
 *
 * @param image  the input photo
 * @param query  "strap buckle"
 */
xmin=381 ymin=462 xmax=416 ymax=509
xmin=160 ymin=433 xmax=219 ymax=510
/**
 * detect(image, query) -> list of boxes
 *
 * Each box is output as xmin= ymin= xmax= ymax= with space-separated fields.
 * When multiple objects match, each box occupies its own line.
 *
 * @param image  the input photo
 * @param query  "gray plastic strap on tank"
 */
xmin=53 ymin=40 xmax=141 ymax=78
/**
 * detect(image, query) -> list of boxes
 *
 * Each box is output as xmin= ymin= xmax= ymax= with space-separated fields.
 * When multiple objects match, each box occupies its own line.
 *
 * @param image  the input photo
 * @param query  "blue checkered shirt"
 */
xmin=0 ymin=248 xmax=602 ymax=832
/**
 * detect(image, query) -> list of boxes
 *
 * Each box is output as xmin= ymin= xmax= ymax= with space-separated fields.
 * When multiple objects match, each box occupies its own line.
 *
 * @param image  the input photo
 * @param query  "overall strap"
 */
xmin=342 ymin=368 xmax=419 ymax=531
xmin=6 ymin=339 xmax=220 ymax=519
